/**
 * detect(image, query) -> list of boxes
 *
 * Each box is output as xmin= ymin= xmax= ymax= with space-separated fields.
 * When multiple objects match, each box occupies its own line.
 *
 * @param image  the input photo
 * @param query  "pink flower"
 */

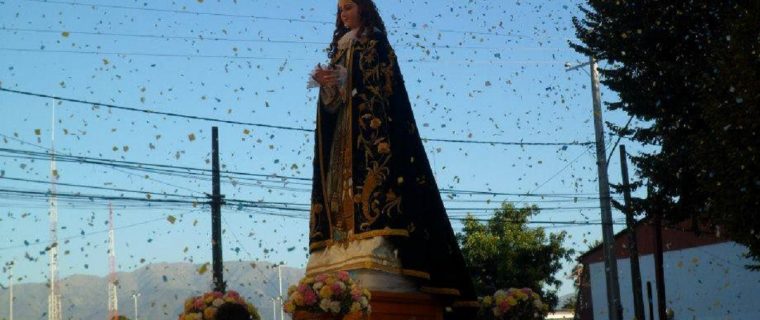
xmin=303 ymin=288 xmax=318 ymax=305
xmin=351 ymin=287 xmax=362 ymax=301
xmin=315 ymin=274 xmax=328 ymax=282
xmin=224 ymin=291 xmax=240 ymax=300
xmin=499 ymin=300 xmax=510 ymax=312
xmin=331 ymin=282 xmax=343 ymax=295
xmin=337 ymin=271 xmax=350 ymax=282
xmin=297 ymin=284 xmax=310 ymax=294
xmin=193 ymin=298 xmax=205 ymax=310
xmin=212 ymin=291 xmax=224 ymax=299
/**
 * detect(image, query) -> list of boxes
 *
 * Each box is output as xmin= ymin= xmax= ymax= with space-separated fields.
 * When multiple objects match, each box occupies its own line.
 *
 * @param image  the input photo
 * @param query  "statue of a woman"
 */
xmin=307 ymin=0 xmax=476 ymax=310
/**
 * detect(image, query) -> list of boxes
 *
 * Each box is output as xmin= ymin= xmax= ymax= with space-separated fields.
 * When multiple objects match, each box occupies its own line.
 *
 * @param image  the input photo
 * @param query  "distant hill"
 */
xmin=0 ymin=260 xmax=303 ymax=320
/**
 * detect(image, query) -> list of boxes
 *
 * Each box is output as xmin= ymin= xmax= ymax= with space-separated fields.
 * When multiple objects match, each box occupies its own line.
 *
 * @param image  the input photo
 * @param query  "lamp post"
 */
xmin=271 ymin=297 xmax=278 ymax=320
xmin=131 ymin=292 xmax=141 ymax=320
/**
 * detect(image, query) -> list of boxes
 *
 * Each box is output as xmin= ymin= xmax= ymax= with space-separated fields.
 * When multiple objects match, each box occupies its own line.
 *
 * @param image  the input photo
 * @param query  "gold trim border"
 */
xmin=420 ymin=286 xmax=461 ymax=296
xmin=309 ymin=229 xmax=409 ymax=251
xmin=306 ymin=260 xmax=430 ymax=280
xmin=452 ymin=300 xmax=481 ymax=308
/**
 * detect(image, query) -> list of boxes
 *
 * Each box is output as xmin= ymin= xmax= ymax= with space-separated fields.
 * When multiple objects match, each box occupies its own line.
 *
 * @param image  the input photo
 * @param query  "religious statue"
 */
xmin=306 ymin=0 xmax=477 ymax=312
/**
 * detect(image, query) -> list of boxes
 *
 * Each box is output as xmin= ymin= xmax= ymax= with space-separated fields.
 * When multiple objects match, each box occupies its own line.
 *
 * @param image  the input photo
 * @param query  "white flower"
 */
xmin=319 ymin=298 xmax=331 ymax=312
xmin=350 ymin=302 xmax=362 ymax=312
xmin=212 ymin=298 xmax=225 ymax=307
xmin=314 ymin=282 xmax=324 ymax=290
xmin=329 ymin=301 xmax=341 ymax=313
xmin=360 ymin=296 xmax=369 ymax=307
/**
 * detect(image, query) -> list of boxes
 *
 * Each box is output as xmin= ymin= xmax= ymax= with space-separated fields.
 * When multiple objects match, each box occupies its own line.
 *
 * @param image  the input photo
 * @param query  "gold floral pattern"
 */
xmin=311 ymin=33 xmax=404 ymax=242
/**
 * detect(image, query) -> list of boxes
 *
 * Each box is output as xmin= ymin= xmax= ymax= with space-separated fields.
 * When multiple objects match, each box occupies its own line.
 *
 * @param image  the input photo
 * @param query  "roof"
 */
xmin=577 ymin=217 xmax=728 ymax=264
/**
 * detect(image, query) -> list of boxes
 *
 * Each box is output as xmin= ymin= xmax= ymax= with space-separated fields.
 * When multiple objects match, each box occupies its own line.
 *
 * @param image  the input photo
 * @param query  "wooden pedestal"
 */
xmin=368 ymin=291 xmax=444 ymax=320
xmin=292 ymin=291 xmax=445 ymax=320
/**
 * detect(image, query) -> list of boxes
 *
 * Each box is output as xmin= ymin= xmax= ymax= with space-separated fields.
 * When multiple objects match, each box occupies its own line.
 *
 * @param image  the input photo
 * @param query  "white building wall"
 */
xmin=589 ymin=242 xmax=760 ymax=320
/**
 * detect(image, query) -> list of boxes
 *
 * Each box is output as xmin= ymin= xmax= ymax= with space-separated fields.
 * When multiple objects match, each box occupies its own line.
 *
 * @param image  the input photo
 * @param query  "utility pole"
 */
xmin=566 ymin=57 xmax=623 ymax=320
xmin=8 ymin=261 xmax=13 ymax=320
xmin=620 ymin=145 xmax=644 ymax=320
xmin=210 ymin=126 xmax=226 ymax=293
xmin=131 ymin=292 xmax=141 ymax=320
xmin=271 ymin=297 xmax=277 ymax=320
xmin=646 ymin=282 xmax=654 ymax=320
xmin=651 ymin=190 xmax=667 ymax=320
xmin=48 ymin=105 xmax=62 ymax=320
xmin=278 ymin=265 xmax=284 ymax=320
xmin=590 ymin=56 xmax=623 ymax=320
xmin=107 ymin=203 xmax=119 ymax=320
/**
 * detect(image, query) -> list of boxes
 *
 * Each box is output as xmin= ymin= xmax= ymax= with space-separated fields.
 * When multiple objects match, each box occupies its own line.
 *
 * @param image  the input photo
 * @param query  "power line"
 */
xmin=0 ymin=27 xmax=558 ymax=51
xmin=1 ymin=144 xmax=611 ymax=199
xmin=2 ymin=175 xmax=605 ymax=211
xmin=422 ymin=138 xmax=592 ymax=147
xmin=0 ymin=87 xmax=595 ymax=147
xmin=0 ymin=146 xmax=313 ymax=186
xmin=438 ymin=187 xmax=605 ymax=198
xmin=24 ymin=0 xmax=332 ymax=25
xmin=0 ymin=131 xmax=615 ymax=202
xmin=522 ymin=148 xmax=592 ymax=198
xmin=0 ymin=88 xmax=301 ymax=132
xmin=23 ymin=0 xmax=538 ymax=40
xmin=0 ymin=176 xmax=201 ymax=200
xmin=0 ymin=183 xmax=607 ymax=215
xmin=0 ymin=27 xmax=328 ymax=46
xmin=0 ymin=187 xmax=203 ymax=205
xmin=0 ymin=47 xmax=565 ymax=66
xmin=0 ymin=47 xmax=305 ymax=61
xmin=448 ymin=216 xmax=626 ymax=225
xmin=0 ymin=209 xmax=205 ymax=251
xmin=0 ymin=132 xmax=209 ymax=195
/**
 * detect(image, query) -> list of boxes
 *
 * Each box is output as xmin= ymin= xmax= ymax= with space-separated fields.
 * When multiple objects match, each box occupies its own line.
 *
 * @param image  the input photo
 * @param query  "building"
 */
xmin=576 ymin=219 xmax=760 ymax=320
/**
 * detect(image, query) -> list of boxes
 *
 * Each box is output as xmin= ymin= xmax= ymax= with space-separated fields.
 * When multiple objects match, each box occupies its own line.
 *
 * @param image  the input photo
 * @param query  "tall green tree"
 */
xmin=572 ymin=1 xmax=760 ymax=265
xmin=456 ymin=203 xmax=574 ymax=308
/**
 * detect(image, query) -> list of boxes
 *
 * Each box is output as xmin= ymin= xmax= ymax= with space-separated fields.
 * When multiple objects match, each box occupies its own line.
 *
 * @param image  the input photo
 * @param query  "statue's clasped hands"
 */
xmin=314 ymin=64 xmax=339 ymax=87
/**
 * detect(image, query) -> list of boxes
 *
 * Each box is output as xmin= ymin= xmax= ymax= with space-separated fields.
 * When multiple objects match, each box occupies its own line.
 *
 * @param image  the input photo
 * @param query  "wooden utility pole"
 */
xmin=210 ymin=126 xmax=226 ymax=292
xmin=620 ymin=145 xmax=645 ymax=320
xmin=646 ymin=282 xmax=654 ymax=320
xmin=653 ymin=202 xmax=667 ymax=320
xmin=589 ymin=57 xmax=623 ymax=320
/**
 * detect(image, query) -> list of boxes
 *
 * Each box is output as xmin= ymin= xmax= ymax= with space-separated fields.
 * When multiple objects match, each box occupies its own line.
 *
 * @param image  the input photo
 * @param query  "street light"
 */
xmin=271 ymin=297 xmax=278 ymax=320
xmin=131 ymin=292 xmax=141 ymax=320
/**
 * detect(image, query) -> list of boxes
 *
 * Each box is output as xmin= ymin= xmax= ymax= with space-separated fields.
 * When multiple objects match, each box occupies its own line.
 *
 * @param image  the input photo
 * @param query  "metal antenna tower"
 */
xmin=107 ymin=203 xmax=119 ymax=320
xmin=48 ymin=105 xmax=62 ymax=320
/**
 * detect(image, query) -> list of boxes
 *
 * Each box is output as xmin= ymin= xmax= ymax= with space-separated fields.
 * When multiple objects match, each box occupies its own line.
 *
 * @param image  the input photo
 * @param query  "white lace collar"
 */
xmin=337 ymin=29 xmax=359 ymax=50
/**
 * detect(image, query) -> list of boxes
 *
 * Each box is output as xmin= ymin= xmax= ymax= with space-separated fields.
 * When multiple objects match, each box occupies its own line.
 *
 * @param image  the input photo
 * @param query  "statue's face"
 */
xmin=339 ymin=1 xmax=361 ymax=30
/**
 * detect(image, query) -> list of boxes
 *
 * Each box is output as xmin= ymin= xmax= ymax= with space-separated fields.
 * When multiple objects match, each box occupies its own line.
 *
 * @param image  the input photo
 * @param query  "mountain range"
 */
xmin=0 ymin=260 xmax=303 ymax=320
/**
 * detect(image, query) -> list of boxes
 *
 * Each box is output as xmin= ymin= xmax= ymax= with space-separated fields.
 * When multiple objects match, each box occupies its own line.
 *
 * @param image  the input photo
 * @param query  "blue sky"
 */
xmin=0 ymin=0 xmax=643 ymax=297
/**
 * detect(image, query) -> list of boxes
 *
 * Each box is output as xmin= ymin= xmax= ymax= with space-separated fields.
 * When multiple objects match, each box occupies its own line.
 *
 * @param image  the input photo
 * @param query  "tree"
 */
xmin=572 ymin=1 xmax=760 ymax=266
xmin=456 ymin=203 xmax=574 ymax=309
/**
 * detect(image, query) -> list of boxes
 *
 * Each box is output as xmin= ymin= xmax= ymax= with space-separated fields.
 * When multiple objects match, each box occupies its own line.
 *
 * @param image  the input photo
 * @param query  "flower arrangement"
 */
xmin=479 ymin=288 xmax=548 ymax=320
xmin=283 ymin=271 xmax=371 ymax=320
xmin=178 ymin=290 xmax=260 ymax=320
